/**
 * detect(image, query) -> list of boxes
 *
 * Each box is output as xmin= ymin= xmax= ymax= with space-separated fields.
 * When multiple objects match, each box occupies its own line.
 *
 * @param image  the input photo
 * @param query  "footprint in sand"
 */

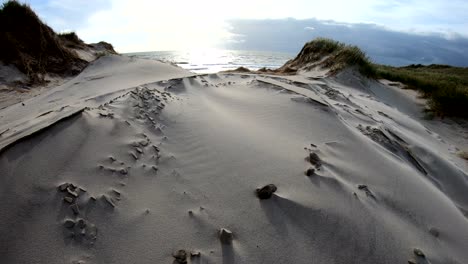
xmin=57 ymin=183 xmax=98 ymax=245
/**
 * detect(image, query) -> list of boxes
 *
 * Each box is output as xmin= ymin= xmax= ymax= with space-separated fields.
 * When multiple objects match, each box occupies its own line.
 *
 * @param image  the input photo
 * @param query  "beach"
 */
xmin=1 ymin=52 xmax=468 ymax=264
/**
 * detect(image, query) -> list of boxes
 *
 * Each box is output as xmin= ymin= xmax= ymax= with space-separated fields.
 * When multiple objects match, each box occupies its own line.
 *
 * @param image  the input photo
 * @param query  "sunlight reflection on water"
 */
xmin=125 ymin=49 xmax=294 ymax=73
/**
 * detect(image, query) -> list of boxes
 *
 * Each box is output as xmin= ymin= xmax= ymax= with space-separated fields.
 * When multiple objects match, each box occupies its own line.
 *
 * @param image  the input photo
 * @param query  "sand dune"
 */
xmin=0 ymin=55 xmax=193 ymax=152
xmin=1 ymin=56 xmax=467 ymax=264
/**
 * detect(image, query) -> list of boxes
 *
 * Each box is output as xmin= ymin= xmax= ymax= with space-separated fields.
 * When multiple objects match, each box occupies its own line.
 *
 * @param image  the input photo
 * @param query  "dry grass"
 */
xmin=278 ymin=38 xmax=375 ymax=76
xmin=222 ymin=66 xmax=298 ymax=76
xmin=58 ymin=32 xmax=87 ymax=49
xmin=0 ymin=1 xmax=87 ymax=84
xmin=459 ymin=151 xmax=468 ymax=160
xmin=224 ymin=66 xmax=251 ymax=73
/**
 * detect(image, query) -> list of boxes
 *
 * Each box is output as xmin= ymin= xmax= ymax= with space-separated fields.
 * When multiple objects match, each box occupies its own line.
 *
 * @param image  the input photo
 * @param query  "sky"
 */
xmin=8 ymin=0 xmax=468 ymax=64
xmin=225 ymin=19 xmax=468 ymax=66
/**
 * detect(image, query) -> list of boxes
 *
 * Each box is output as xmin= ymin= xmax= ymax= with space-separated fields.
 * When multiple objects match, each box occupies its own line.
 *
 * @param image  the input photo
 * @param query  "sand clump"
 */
xmin=219 ymin=228 xmax=234 ymax=244
xmin=256 ymin=184 xmax=277 ymax=199
xmin=308 ymin=152 xmax=322 ymax=168
xmin=172 ymin=250 xmax=188 ymax=263
xmin=56 ymin=182 xmax=98 ymax=244
xmin=305 ymin=167 xmax=315 ymax=176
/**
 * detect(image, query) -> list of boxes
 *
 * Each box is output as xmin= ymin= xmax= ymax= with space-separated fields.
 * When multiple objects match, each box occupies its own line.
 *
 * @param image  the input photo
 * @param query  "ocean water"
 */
xmin=125 ymin=49 xmax=294 ymax=74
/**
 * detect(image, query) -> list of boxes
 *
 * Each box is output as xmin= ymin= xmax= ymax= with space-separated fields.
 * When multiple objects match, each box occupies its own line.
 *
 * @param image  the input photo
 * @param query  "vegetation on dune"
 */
xmin=375 ymin=64 xmax=468 ymax=118
xmin=282 ymin=37 xmax=467 ymax=118
xmin=325 ymin=45 xmax=376 ymax=76
xmin=227 ymin=38 xmax=468 ymax=118
xmin=1 ymin=2 xmax=464 ymax=119
xmin=88 ymin=41 xmax=118 ymax=55
xmin=459 ymin=151 xmax=468 ymax=160
xmin=59 ymin=32 xmax=117 ymax=55
xmin=280 ymin=38 xmax=376 ymax=76
xmin=0 ymin=0 xmax=87 ymax=84
xmin=58 ymin=31 xmax=87 ymax=49
xmin=226 ymin=66 xmax=251 ymax=73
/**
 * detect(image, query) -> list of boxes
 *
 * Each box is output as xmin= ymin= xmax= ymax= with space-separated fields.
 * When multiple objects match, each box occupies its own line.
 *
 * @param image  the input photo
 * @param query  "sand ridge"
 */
xmin=0 ymin=58 xmax=467 ymax=263
xmin=0 ymin=55 xmax=194 ymax=152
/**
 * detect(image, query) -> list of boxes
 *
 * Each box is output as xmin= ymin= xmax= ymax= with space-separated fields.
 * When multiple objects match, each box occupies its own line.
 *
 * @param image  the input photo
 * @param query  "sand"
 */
xmin=0 ymin=56 xmax=467 ymax=264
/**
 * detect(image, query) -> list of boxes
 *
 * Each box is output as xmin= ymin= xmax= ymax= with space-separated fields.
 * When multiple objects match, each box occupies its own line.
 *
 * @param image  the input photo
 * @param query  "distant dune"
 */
xmin=228 ymin=38 xmax=468 ymax=118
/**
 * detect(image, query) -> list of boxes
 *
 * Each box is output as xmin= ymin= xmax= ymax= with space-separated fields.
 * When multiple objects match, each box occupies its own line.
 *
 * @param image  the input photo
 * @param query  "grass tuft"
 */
xmin=280 ymin=38 xmax=375 ymax=76
xmin=58 ymin=31 xmax=86 ymax=49
xmin=223 ymin=66 xmax=251 ymax=73
xmin=459 ymin=151 xmax=468 ymax=160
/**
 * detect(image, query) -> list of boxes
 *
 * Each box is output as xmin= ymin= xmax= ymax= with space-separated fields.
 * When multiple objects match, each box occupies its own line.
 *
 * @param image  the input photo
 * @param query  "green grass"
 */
xmin=287 ymin=37 xmax=468 ymax=118
xmin=285 ymin=38 xmax=375 ymax=76
xmin=295 ymin=38 xmax=345 ymax=59
xmin=374 ymin=64 xmax=468 ymax=118
xmin=325 ymin=45 xmax=376 ymax=76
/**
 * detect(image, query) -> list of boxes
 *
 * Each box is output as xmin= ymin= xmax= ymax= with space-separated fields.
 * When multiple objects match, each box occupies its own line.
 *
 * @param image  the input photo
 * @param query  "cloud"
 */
xmin=15 ymin=0 xmax=468 ymax=54
xmin=74 ymin=0 xmax=238 ymax=51
xmin=225 ymin=18 xmax=468 ymax=66
xmin=304 ymin=27 xmax=315 ymax=31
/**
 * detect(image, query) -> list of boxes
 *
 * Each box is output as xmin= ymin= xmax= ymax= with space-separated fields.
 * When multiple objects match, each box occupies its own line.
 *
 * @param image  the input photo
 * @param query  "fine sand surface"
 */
xmin=1 ymin=56 xmax=468 ymax=264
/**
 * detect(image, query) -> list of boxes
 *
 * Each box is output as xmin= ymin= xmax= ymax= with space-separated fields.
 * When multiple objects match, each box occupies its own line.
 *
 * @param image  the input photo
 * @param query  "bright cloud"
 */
xmin=77 ymin=0 xmax=236 ymax=51
xmin=14 ymin=0 xmax=468 ymax=52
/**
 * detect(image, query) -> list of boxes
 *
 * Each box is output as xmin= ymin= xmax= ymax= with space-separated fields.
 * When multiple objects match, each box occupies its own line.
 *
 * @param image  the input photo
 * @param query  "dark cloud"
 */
xmin=224 ymin=18 xmax=468 ymax=66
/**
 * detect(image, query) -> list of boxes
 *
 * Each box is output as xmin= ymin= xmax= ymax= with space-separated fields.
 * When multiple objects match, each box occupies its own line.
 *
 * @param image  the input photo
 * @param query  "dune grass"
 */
xmin=58 ymin=31 xmax=86 ymax=49
xmin=459 ymin=151 xmax=468 ymax=160
xmin=285 ymin=38 xmax=468 ymax=118
xmin=374 ymin=64 xmax=468 ymax=118
xmin=0 ymin=1 xmax=86 ymax=84
xmin=58 ymin=32 xmax=81 ymax=42
xmin=286 ymin=38 xmax=376 ymax=76
xmin=325 ymin=45 xmax=376 ymax=76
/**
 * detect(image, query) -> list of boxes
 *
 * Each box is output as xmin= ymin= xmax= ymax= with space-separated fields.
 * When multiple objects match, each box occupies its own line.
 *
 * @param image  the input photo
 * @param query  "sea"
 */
xmin=125 ymin=49 xmax=295 ymax=74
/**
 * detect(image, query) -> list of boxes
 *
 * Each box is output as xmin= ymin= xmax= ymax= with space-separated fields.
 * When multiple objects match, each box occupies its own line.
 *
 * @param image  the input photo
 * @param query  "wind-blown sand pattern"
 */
xmin=1 ymin=55 xmax=467 ymax=264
